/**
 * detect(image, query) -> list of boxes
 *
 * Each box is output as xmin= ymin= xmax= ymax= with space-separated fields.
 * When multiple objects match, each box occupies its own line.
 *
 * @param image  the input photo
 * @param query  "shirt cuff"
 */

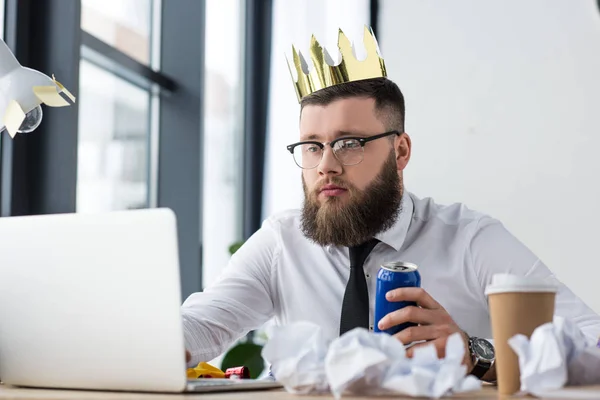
xmin=182 ymin=314 xmax=223 ymax=368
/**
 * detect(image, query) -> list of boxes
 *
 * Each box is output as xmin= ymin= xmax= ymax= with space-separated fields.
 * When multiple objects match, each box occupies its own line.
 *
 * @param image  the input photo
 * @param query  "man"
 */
xmin=181 ymin=28 xmax=600 ymax=382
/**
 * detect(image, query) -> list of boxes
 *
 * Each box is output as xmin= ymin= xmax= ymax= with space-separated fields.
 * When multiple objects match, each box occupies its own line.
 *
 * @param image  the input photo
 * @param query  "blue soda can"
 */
xmin=374 ymin=261 xmax=421 ymax=335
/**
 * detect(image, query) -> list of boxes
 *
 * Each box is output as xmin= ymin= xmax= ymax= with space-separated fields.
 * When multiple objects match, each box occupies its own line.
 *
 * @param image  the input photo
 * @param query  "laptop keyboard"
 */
xmin=188 ymin=378 xmax=241 ymax=386
xmin=186 ymin=377 xmax=282 ymax=393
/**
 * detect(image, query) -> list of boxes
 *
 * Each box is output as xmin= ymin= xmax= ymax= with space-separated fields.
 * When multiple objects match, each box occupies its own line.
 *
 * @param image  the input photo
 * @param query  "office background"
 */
xmin=0 ymin=0 xmax=599 ymax=314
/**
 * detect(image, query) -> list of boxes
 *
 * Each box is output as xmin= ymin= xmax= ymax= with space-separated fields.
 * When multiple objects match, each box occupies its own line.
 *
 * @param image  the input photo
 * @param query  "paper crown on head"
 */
xmin=286 ymin=25 xmax=387 ymax=103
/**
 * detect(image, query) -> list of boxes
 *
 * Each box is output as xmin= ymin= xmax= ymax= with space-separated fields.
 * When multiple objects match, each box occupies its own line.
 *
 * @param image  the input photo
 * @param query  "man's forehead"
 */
xmin=300 ymin=97 xmax=375 ymax=118
xmin=299 ymin=97 xmax=383 ymax=140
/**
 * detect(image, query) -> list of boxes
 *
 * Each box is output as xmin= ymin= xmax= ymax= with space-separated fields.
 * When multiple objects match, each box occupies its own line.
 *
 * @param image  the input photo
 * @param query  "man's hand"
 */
xmin=377 ymin=287 xmax=473 ymax=371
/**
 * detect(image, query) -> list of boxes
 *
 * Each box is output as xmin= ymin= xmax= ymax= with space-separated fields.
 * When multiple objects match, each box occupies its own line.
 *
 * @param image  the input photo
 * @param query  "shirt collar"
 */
xmin=374 ymin=191 xmax=414 ymax=252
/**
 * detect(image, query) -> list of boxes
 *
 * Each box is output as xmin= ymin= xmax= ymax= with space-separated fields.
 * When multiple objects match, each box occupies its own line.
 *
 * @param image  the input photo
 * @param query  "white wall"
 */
xmin=380 ymin=0 xmax=600 ymax=313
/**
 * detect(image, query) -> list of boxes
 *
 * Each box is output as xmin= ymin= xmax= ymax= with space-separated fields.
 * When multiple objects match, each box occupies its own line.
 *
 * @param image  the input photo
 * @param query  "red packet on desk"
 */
xmin=225 ymin=366 xmax=250 ymax=379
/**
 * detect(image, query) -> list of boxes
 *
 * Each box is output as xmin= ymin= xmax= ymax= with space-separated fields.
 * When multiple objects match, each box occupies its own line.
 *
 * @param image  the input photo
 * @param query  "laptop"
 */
xmin=0 ymin=208 xmax=281 ymax=393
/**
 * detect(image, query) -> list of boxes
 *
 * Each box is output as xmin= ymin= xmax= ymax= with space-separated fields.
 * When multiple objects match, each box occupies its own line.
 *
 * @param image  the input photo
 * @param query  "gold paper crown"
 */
xmin=287 ymin=25 xmax=387 ymax=102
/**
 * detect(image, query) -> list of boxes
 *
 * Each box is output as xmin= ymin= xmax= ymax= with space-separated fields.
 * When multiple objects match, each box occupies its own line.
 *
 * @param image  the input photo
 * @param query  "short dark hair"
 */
xmin=300 ymin=77 xmax=405 ymax=133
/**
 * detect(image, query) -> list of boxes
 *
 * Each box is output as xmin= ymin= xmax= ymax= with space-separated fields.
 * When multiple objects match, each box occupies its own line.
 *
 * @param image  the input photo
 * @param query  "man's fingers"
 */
xmin=393 ymin=325 xmax=438 ymax=345
xmin=406 ymin=337 xmax=447 ymax=359
xmin=393 ymin=324 xmax=455 ymax=345
xmin=378 ymin=306 xmax=436 ymax=330
xmin=385 ymin=287 xmax=442 ymax=309
xmin=186 ymin=350 xmax=191 ymax=363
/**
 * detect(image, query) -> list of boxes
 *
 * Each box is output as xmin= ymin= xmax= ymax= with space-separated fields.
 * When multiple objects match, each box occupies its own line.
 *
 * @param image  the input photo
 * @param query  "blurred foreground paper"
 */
xmin=3 ymin=99 xmax=26 ymax=138
xmin=509 ymin=316 xmax=600 ymax=397
xmin=262 ymin=322 xmax=480 ymax=398
xmin=261 ymin=321 xmax=329 ymax=394
xmin=33 ymin=85 xmax=70 ymax=107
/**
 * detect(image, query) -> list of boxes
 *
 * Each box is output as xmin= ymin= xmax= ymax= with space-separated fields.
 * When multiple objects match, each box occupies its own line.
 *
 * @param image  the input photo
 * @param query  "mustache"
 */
xmin=313 ymin=178 xmax=353 ymax=193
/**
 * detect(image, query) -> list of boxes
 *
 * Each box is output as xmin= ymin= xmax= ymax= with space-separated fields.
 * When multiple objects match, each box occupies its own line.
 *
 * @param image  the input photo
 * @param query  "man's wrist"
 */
xmin=461 ymin=330 xmax=475 ymax=372
xmin=464 ymin=334 xmax=496 ymax=380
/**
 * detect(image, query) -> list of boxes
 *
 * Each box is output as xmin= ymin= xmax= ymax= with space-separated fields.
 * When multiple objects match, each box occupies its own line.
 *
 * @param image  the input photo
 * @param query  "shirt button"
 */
xmin=365 ymin=273 xmax=370 ymax=278
xmin=369 ymin=325 xmax=374 ymax=331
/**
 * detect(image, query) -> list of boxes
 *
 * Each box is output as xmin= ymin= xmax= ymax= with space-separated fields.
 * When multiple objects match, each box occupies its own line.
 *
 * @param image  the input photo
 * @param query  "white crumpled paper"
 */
xmin=508 ymin=316 xmax=600 ymax=395
xmin=261 ymin=321 xmax=330 ymax=394
xmin=262 ymin=321 xmax=481 ymax=398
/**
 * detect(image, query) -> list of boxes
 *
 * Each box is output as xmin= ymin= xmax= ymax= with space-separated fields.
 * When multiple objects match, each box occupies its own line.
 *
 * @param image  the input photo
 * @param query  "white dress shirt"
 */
xmin=181 ymin=191 xmax=600 ymax=366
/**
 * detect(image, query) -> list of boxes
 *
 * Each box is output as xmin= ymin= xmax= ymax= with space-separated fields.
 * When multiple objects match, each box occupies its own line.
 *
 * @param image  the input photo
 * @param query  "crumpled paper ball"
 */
xmin=508 ymin=316 xmax=600 ymax=395
xmin=262 ymin=321 xmax=481 ymax=398
xmin=261 ymin=321 xmax=330 ymax=394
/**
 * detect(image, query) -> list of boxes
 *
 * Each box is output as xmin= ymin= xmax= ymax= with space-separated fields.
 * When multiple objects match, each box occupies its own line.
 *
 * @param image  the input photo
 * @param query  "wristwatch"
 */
xmin=468 ymin=336 xmax=495 ymax=379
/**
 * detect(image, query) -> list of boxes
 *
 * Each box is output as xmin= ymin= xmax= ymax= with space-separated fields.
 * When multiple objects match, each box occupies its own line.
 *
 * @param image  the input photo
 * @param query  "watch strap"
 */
xmin=470 ymin=358 xmax=491 ymax=379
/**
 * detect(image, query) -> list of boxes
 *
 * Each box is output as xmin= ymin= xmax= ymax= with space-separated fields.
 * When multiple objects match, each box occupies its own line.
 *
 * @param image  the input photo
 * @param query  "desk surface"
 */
xmin=0 ymin=384 xmax=489 ymax=399
xmin=2 ymin=384 xmax=600 ymax=400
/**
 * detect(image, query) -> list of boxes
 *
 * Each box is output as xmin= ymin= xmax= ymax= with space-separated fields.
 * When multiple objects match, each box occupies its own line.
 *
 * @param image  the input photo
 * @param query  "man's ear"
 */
xmin=395 ymin=132 xmax=411 ymax=171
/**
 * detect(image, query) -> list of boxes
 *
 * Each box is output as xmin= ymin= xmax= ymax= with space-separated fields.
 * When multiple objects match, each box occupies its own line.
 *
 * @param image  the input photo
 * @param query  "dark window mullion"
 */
xmin=81 ymin=31 xmax=176 ymax=93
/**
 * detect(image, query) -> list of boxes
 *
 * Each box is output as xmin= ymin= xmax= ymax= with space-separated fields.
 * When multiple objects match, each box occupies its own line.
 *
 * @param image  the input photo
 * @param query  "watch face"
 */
xmin=473 ymin=338 xmax=495 ymax=361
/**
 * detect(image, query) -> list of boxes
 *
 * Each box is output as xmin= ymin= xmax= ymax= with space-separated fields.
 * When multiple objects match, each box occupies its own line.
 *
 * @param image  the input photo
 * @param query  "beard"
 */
xmin=300 ymin=151 xmax=403 ymax=247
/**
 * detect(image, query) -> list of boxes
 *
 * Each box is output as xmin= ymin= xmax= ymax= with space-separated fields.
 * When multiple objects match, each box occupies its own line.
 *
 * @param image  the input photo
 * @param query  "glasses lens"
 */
xmin=293 ymin=143 xmax=322 ymax=169
xmin=333 ymin=139 xmax=363 ymax=165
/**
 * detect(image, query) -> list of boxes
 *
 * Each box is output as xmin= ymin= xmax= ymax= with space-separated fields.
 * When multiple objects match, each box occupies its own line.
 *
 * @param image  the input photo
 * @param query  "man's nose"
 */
xmin=317 ymin=146 xmax=342 ymax=176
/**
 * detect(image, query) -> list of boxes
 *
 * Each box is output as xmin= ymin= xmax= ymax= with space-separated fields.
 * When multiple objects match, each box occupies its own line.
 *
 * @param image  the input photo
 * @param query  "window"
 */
xmin=77 ymin=0 xmax=161 ymax=212
xmin=0 ymin=0 xmax=203 ymax=296
xmin=80 ymin=0 xmax=151 ymax=65
xmin=77 ymin=60 xmax=150 ymax=212
xmin=201 ymin=0 xmax=245 ymax=287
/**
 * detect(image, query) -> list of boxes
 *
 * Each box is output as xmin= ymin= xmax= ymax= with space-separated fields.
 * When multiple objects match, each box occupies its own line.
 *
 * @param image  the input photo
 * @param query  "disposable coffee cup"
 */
xmin=485 ymin=274 xmax=558 ymax=395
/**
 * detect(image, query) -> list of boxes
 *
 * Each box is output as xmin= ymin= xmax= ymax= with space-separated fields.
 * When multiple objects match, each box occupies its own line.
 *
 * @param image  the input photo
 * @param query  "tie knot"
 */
xmin=349 ymin=238 xmax=379 ymax=268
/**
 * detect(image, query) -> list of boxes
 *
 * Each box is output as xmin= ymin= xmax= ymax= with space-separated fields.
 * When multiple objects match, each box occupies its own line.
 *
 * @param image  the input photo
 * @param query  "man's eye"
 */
xmin=340 ymin=140 xmax=360 ymax=149
xmin=306 ymin=145 xmax=320 ymax=153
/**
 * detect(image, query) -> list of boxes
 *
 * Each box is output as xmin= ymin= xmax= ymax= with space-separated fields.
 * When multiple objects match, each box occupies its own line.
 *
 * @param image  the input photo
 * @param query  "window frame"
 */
xmin=0 ymin=0 xmax=205 ymax=300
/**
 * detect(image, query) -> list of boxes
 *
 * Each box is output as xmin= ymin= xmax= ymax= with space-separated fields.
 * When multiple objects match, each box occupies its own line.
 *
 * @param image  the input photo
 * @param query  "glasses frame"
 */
xmin=286 ymin=130 xmax=401 ymax=169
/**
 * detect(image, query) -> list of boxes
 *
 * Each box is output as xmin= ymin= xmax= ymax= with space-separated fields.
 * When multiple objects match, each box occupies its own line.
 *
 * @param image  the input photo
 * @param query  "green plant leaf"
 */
xmin=220 ymin=342 xmax=264 ymax=379
xmin=228 ymin=241 xmax=244 ymax=256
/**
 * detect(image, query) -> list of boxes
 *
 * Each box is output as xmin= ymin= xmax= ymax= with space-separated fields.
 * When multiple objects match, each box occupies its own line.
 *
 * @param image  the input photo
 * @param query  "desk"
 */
xmin=2 ymin=384 xmax=600 ymax=400
xmin=0 ymin=384 xmax=492 ymax=399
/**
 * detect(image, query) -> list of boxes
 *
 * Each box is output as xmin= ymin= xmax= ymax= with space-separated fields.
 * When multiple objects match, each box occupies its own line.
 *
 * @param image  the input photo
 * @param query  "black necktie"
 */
xmin=339 ymin=238 xmax=380 ymax=335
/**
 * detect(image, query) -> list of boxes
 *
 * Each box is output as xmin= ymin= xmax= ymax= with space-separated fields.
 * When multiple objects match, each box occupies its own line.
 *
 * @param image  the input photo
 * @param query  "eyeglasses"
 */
xmin=286 ymin=130 xmax=401 ymax=169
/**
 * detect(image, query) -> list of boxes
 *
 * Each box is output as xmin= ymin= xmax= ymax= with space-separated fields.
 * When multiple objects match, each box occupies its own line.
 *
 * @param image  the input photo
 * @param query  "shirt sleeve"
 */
xmin=181 ymin=217 xmax=279 ymax=366
xmin=469 ymin=216 xmax=600 ymax=346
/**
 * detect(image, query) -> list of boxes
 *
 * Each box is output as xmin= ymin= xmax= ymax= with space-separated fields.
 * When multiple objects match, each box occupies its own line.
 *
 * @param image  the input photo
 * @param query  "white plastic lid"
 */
xmin=484 ymin=273 xmax=558 ymax=295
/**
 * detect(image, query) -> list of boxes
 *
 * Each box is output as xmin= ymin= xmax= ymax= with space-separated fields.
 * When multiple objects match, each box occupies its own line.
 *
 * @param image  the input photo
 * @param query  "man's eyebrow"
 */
xmin=301 ymin=134 xmax=319 ymax=140
xmin=335 ymin=130 xmax=369 ymax=137
xmin=300 ymin=131 xmax=368 ymax=141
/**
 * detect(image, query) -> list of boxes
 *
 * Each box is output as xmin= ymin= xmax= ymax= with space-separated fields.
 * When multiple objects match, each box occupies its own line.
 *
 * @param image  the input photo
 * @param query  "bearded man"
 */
xmin=181 ymin=29 xmax=600 ymax=382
